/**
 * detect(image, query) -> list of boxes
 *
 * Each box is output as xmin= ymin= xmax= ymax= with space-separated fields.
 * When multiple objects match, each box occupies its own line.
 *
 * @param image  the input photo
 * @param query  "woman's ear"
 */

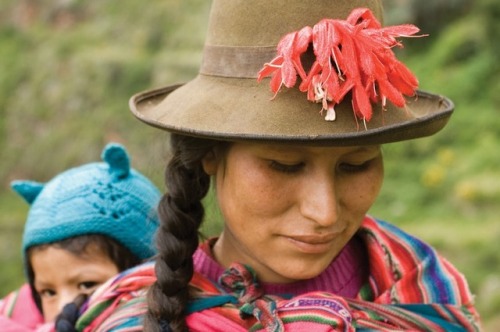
xmin=202 ymin=150 xmax=218 ymax=175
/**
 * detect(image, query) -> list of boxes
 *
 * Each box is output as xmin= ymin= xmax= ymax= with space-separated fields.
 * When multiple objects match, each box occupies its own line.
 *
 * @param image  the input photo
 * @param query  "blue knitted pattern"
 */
xmin=12 ymin=143 xmax=161 ymax=261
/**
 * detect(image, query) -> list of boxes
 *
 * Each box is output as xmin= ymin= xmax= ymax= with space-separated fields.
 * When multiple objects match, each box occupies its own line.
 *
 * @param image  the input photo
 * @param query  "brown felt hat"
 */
xmin=129 ymin=0 xmax=454 ymax=145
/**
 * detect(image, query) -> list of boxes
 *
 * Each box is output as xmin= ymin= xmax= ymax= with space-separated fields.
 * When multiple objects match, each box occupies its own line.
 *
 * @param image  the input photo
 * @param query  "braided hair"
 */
xmin=144 ymin=134 xmax=227 ymax=332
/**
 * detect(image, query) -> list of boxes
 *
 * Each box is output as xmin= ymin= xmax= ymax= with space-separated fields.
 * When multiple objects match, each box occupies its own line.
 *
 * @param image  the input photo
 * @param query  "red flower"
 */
xmin=257 ymin=8 xmax=424 ymax=123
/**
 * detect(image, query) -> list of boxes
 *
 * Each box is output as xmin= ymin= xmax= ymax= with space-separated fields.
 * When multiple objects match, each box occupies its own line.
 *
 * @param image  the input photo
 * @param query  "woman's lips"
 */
xmin=285 ymin=234 xmax=338 ymax=254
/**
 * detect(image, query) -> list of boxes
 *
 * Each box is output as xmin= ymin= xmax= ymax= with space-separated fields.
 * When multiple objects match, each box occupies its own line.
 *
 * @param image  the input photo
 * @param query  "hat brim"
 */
xmin=130 ymin=75 xmax=453 ymax=146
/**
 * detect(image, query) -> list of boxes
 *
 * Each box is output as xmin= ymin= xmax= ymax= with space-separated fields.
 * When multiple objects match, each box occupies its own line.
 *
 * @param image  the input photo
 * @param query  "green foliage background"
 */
xmin=0 ymin=0 xmax=498 ymax=329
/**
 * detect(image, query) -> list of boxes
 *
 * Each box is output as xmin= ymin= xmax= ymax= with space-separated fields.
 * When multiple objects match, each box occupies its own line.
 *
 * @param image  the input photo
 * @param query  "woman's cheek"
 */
xmin=342 ymin=171 xmax=383 ymax=216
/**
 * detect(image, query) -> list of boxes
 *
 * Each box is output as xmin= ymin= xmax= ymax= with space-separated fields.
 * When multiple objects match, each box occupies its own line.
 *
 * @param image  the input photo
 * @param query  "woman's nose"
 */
xmin=299 ymin=173 xmax=339 ymax=227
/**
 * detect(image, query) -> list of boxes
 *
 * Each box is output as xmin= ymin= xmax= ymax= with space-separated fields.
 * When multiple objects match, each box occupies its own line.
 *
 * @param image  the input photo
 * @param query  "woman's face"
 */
xmin=203 ymin=142 xmax=383 ymax=284
xmin=30 ymin=244 xmax=119 ymax=322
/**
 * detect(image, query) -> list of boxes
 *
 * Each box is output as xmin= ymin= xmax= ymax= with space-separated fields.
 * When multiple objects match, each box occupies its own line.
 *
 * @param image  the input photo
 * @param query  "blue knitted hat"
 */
xmin=12 ymin=143 xmax=161 ymax=261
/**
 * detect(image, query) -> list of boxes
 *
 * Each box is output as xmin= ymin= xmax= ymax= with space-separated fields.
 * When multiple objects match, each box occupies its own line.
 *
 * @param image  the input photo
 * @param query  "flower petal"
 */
xmin=257 ymin=8 xmax=423 ymax=124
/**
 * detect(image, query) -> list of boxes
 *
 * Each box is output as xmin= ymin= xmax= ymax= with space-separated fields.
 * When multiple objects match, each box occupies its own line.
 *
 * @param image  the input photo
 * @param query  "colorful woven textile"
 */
xmin=75 ymin=216 xmax=481 ymax=331
xmin=75 ymin=261 xmax=155 ymax=332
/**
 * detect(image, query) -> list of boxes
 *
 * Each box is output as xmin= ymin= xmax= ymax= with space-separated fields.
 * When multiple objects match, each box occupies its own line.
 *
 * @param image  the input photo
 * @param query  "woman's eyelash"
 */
xmin=269 ymin=160 xmax=304 ymax=173
xmin=269 ymin=159 xmax=374 ymax=174
xmin=339 ymin=161 xmax=371 ymax=172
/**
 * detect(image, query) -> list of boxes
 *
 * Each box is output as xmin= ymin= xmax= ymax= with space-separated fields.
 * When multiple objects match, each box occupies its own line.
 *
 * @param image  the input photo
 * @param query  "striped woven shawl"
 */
xmin=75 ymin=216 xmax=481 ymax=331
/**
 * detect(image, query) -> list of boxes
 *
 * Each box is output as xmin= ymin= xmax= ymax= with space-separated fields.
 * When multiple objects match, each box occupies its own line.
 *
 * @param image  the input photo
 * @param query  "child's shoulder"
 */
xmin=0 ymin=283 xmax=44 ymax=330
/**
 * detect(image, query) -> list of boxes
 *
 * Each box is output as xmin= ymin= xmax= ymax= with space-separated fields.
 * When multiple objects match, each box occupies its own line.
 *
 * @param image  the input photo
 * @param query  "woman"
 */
xmin=75 ymin=0 xmax=481 ymax=331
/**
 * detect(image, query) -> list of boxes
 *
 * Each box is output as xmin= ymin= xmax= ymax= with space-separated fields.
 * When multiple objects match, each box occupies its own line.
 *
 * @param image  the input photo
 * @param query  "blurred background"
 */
xmin=0 ymin=0 xmax=498 ymax=329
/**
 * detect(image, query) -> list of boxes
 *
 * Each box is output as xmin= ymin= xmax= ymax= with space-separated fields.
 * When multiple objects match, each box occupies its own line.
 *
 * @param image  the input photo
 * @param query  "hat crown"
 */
xmin=130 ymin=0 xmax=453 ymax=146
xmin=15 ymin=143 xmax=161 ymax=260
xmin=205 ymin=0 xmax=383 ymax=47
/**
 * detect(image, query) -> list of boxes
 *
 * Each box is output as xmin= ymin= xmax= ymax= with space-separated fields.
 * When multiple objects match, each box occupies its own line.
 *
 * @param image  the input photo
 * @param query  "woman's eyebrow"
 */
xmin=350 ymin=146 xmax=381 ymax=154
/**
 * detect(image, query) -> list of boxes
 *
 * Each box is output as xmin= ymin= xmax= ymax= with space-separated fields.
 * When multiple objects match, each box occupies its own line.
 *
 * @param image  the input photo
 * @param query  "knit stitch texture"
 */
xmin=12 ymin=143 xmax=161 ymax=261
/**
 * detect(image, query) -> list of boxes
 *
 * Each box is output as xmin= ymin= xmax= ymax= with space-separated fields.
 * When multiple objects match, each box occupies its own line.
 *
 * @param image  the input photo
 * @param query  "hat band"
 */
xmin=200 ymin=45 xmax=277 ymax=79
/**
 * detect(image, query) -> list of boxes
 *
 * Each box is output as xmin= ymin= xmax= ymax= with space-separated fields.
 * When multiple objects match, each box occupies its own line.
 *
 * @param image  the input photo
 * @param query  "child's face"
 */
xmin=30 ymin=244 xmax=119 ymax=322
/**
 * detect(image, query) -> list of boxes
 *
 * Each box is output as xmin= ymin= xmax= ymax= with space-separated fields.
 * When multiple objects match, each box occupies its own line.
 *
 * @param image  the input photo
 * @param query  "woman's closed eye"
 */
xmin=269 ymin=160 xmax=374 ymax=174
xmin=338 ymin=160 xmax=373 ymax=173
xmin=269 ymin=160 xmax=305 ymax=174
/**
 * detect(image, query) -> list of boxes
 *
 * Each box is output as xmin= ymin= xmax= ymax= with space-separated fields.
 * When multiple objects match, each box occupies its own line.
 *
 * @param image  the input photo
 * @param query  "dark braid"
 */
xmin=144 ymin=134 xmax=226 ymax=332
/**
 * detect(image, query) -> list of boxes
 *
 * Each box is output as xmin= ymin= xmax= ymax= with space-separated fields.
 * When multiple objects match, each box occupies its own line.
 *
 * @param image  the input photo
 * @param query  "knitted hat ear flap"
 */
xmin=11 ymin=181 xmax=44 ymax=204
xmin=102 ymin=143 xmax=130 ymax=179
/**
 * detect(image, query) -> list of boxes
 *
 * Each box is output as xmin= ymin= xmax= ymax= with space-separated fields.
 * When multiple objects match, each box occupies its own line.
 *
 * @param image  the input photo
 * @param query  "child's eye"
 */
xmin=38 ymin=289 xmax=56 ymax=298
xmin=79 ymin=281 xmax=99 ymax=292
xmin=269 ymin=160 xmax=305 ymax=174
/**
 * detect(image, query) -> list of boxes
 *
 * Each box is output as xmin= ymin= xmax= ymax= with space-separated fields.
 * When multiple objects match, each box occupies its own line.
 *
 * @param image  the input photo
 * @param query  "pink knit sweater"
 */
xmin=0 ymin=283 xmax=53 ymax=332
xmin=193 ymin=235 xmax=368 ymax=298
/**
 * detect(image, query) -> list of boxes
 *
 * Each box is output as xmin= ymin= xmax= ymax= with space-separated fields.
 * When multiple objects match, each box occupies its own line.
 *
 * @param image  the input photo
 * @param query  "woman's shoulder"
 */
xmin=360 ymin=215 xmax=415 ymax=236
xmin=359 ymin=215 xmax=434 ymax=254
xmin=358 ymin=215 xmax=476 ymax=306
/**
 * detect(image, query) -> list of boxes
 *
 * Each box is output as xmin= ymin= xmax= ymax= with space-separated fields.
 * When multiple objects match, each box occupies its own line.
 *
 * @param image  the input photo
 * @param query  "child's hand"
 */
xmin=54 ymin=294 xmax=88 ymax=332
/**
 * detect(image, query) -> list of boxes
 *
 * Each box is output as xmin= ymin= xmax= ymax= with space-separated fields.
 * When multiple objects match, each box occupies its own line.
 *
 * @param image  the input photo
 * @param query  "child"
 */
xmin=0 ymin=143 xmax=161 ymax=331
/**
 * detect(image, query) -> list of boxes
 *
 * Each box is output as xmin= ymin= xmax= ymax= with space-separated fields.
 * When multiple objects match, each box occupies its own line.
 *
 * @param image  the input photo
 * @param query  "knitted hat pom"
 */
xmin=102 ymin=143 xmax=130 ymax=179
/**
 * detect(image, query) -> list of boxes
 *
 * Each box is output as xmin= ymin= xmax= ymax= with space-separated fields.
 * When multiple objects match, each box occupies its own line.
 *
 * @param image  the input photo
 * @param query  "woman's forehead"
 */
xmin=232 ymin=141 xmax=381 ymax=155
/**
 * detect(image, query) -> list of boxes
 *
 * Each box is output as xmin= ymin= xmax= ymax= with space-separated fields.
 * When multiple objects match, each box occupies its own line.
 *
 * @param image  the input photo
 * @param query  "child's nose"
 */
xmin=57 ymin=291 xmax=80 ymax=316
